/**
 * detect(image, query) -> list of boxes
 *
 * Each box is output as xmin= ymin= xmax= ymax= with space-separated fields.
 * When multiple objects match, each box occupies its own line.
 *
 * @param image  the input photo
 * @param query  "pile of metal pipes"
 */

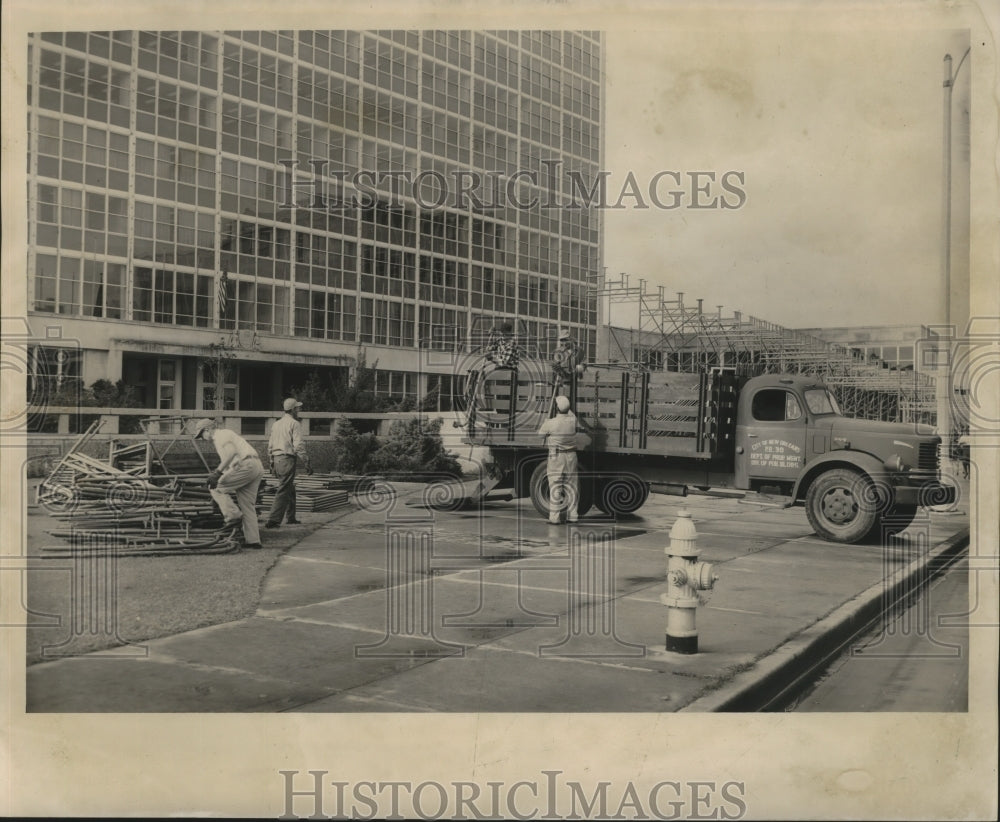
xmin=38 ymin=421 xmax=237 ymax=555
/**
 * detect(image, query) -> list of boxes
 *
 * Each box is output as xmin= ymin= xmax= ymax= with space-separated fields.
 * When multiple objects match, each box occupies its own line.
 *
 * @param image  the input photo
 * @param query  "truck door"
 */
xmin=735 ymin=386 xmax=808 ymax=487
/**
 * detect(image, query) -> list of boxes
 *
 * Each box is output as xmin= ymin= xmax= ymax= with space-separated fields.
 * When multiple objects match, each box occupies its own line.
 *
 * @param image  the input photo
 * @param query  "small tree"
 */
xmin=328 ymin=418 xmax=379 ymax=474
xmin=289 ymin=353 xmax=385 ymax=412
xmin=291 ymin=370 xmax=339 ymax=410
xmin=338 ymin=356 xmax=380 ymax=412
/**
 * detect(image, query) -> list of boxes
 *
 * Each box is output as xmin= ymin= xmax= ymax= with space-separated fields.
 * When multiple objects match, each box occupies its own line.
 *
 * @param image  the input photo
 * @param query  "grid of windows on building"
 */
xmin=373 ymin=370 xmax=417 ymax=404
xmin=847 ymin=345 xmax=916 ymax=370
xmin=28 ymin=30 xmax=602 ymax=361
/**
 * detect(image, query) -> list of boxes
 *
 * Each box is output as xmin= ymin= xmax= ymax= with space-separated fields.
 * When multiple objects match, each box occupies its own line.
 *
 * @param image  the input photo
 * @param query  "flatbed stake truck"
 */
xmin=462 ymin=365 xmax=956 ymax=544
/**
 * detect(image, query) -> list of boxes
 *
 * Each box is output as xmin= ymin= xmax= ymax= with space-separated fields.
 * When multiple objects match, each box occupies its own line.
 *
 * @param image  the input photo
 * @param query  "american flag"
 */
xmin=217 ymin=269 xmax=230 ymax=324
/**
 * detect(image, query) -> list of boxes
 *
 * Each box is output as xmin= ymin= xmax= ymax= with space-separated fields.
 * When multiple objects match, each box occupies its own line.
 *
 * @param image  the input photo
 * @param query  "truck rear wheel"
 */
xmin=595 ymin=475 xmax=649 ymax=515
xmin=805 ymin=468 xmax=879 ymax=544
xmin=529 ymin=461 xmax=593 ymax=519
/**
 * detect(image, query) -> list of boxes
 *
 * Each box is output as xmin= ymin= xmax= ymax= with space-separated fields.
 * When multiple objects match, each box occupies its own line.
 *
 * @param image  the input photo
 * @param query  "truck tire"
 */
xmin=595 ymin=475 xmax=650 ymax=515
xmin=873 ymin=505 xmax=919 ymax=540
xmin=805 ymin=468 xmax=880 ymax=544
xmin=529 ymin=461 xmax=593 ymax=519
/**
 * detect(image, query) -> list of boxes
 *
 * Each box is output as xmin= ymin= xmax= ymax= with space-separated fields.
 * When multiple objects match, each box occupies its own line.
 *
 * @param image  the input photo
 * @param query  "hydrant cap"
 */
xmin=669 ymin=510 xmax=698 ymax=542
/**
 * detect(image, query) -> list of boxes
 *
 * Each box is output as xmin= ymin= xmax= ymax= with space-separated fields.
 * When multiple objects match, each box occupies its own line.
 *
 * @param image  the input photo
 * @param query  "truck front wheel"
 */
xmin=805 ymin=468 xmax=879 ymax=544
xmin=529 ymin=462 xmax=593 ymax=519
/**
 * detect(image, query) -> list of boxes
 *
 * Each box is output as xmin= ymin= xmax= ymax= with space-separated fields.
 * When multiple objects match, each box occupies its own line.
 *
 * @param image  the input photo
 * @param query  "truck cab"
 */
xmin=735 ymin=374 xmax=956 ymax=542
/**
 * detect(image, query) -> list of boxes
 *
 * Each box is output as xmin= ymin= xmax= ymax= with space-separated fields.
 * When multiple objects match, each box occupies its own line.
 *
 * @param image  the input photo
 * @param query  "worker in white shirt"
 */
xmin=264 ymin=397 xmax=312 ymax=528
xmin=193 ymin=418 xmax=265 ymax=549
xmin=537 ymin=395 xmax=580 ymax=524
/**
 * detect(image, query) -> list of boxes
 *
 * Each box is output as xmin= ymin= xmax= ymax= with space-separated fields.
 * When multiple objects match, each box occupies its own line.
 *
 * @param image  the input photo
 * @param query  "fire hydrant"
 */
xmin=661 ymin=510 xmax=719 ymax=654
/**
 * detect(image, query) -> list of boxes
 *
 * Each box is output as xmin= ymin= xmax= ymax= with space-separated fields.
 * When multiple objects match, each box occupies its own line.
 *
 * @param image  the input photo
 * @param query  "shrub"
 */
xmin=88 ymin=379 xmax=141 ymax=407
xmin=366 ymin=417 xmax=461 ymax=477
xmin=328 ymin=419 xmax=379 ymax=474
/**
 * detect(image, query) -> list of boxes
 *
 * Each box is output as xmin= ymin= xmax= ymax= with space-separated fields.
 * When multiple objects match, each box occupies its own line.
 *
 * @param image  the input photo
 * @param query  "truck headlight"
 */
xmin=884 ymin=454 xmax=909 ymax=473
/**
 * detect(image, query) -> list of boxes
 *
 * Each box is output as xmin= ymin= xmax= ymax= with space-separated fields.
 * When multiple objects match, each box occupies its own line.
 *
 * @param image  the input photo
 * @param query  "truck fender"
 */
xmin=792 ymin=451 xmax=890 ymax=503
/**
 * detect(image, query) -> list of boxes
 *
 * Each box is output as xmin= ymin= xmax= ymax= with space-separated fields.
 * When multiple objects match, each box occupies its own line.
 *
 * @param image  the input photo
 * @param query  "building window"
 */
xmin=374 ymin=370 xmax=416 ymax=403
xmin=202 ymin=363 xmax=237 ymax=411
xmin=419 ymin=305 xmax=466 ymax=351
xmin=27 ymin=345 xmax=82 ymax=405
xmin=158 ymin=359 xmax=177 ymax=409
xmin=132 ymin=267 xmax=211 ymax=327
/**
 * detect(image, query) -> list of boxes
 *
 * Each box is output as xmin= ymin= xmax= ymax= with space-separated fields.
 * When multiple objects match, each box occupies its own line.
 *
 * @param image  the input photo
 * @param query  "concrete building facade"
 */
xmin=26 ymin=30 xmax=603 ymax=421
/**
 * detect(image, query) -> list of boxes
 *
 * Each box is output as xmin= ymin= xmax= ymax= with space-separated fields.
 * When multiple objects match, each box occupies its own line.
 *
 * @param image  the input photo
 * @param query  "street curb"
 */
xmin=679 ymin=526 xmax=971 ymax=712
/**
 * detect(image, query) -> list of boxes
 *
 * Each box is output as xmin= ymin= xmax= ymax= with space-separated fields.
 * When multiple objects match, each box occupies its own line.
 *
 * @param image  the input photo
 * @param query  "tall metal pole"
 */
xmin=942 ymin=53 xmax=953 ymax=329
xmin=939 ymin=48 xmax=970 ymax=457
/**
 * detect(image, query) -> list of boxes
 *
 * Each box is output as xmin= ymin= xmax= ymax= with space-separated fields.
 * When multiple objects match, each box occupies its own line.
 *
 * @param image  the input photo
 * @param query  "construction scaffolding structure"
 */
xmin=592 ymin=272 xmax=938 ymax=425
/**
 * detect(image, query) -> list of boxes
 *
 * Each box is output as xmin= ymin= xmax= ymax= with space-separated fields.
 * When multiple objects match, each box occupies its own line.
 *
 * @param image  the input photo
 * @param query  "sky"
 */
xmin=601 ymin=23 xmax=972 ymax=330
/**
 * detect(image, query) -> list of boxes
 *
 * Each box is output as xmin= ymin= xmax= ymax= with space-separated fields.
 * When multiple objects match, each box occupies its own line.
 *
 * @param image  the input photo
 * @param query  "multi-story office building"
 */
xmin=26 ymin=30 xmax=603 ymax=420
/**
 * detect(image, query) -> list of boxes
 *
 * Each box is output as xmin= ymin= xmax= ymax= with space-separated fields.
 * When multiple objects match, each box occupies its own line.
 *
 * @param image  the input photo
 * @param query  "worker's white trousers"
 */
xmin=546 ymin=450 xmax=578 ymax=523
xmin=211 ymin=458 xmax=265 ymax=544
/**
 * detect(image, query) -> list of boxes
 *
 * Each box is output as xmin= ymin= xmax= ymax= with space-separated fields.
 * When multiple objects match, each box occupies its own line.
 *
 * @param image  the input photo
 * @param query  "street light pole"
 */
xmin=942 ymin=48 xmax=970 ymax=328
xmin=939 ymin=47 xmax=970 ymax=462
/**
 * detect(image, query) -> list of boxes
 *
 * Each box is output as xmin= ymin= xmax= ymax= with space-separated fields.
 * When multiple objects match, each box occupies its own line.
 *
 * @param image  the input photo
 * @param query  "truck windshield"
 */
xmin=804 ymin=388 xmax=841 ymax=415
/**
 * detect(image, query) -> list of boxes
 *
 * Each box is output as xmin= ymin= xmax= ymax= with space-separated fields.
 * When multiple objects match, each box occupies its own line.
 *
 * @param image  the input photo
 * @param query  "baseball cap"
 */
xmin=558 ymin=329 xmax=571 ymax=340
xmin=283 ymin=397 xmax=303 ymax=412
xmin=555 ymin=395 xmax=571 ymax=413
xmin=192 ymin=418 xmax=215 ymax=439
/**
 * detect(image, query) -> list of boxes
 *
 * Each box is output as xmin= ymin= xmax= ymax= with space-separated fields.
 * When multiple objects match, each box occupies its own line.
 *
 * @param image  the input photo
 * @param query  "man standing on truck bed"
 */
xmin=538 ymin=395 xmax=580 ymax=524
xmin=265 ymin=397 xmax=312 ymax=529
xmin=551 ymin=329 xmax=580 ymax=388
xmin=193 ymin=418 xmax=265 ymax=549
xmin=484 ymin=321 xmax=519 ymax=370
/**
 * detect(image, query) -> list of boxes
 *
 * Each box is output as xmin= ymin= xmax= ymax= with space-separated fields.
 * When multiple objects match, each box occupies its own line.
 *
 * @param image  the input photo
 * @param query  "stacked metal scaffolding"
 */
xmin=592 ymin=272 xmax=937 ymax=425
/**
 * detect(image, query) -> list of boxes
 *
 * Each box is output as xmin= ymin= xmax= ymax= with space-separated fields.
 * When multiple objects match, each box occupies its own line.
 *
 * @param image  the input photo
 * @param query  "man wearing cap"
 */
xmin=551 ymin=328 xmax=583 ymax=389
xmin=538 ymin=395 xmax=580 ymax=524
xmin=192 ymin=418 xmax=265 ymax=549
xmin=264 ymin=398 xmax=312 ymax=529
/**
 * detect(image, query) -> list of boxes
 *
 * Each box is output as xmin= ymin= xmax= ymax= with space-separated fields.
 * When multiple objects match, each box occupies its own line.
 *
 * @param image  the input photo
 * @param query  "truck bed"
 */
xmin=466 ymin=366 xmax=737 ymax=460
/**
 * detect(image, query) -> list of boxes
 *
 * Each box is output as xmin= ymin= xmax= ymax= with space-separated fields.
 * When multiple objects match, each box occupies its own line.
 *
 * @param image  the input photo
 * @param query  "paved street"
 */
xmin=792 ymin=556 xmax=971 ymax=711
xmin=25 ymin=484 xmax=969 ymax=712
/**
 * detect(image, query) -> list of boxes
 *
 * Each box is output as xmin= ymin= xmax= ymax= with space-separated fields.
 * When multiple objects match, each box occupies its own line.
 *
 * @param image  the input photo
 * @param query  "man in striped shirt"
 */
xmin=265 ymin=397 xmax=312 ymax=529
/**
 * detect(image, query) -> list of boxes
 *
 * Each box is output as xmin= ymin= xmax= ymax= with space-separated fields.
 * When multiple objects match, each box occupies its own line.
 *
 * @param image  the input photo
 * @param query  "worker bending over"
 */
xmin=193 ymin=418 xmax=265 ymax=550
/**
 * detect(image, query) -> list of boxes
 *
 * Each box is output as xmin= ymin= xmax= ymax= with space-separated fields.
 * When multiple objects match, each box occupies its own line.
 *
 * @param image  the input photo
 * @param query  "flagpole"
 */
xmin=214 ymin=267 xmax=230 ymax=412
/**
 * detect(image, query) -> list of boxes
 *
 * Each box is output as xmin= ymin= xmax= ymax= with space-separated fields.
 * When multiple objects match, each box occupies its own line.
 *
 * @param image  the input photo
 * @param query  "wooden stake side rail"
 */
xmin=467 ymin=366 xmax=738 ymax=462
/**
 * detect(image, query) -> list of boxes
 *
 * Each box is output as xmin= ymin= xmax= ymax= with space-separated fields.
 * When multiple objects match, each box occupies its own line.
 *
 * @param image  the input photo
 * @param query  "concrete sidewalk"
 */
xmin=25 ymin=483 xmax=970 ymax=712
